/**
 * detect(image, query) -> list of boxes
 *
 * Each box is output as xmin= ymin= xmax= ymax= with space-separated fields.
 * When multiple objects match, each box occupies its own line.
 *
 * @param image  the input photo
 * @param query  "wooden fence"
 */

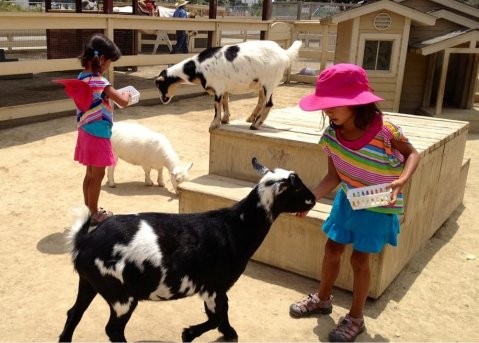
xmin=0 ymin=12 xmax=337 ymax=123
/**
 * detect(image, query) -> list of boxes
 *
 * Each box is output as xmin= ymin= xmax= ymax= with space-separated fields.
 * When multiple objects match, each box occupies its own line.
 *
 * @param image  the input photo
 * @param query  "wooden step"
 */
xmin=188 ymin=108 xmax=470 ymax=298
xmin=209 ymin=107 xmax=469 ymax=194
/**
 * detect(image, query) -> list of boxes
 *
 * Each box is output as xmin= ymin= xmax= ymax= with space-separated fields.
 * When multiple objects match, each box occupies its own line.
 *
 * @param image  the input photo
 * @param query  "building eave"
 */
xmin=326 ymin=0 xmax=436 ymax=26
xmin=410 ymin=29 xmax=479 ymax=55
xmin=431 ymin=9 xmax=479 ymax=29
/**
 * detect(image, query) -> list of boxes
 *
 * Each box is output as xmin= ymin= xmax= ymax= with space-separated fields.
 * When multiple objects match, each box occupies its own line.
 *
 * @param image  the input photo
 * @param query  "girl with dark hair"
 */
xmin=289 ymin=64 xmax=421 ymax=342
xmin=74 ymin=33 xmax=131 ymax=225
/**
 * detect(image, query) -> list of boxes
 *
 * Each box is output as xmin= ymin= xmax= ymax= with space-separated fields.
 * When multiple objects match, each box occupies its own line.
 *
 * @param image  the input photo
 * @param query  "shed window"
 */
xmin=362 ymin=40 xmax=393 ymax=71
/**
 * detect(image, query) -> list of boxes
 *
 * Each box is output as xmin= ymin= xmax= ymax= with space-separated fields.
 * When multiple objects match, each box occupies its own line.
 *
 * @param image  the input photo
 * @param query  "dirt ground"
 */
xmin=1 ymin=83 xmax=478 ymax=342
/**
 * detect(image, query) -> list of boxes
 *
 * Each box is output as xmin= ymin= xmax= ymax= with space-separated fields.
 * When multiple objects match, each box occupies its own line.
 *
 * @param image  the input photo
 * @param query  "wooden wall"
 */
xmin=334 ymin=20 xmax=353 ymax=63
xmin=400 ymin=52 xmax=429 ymax=113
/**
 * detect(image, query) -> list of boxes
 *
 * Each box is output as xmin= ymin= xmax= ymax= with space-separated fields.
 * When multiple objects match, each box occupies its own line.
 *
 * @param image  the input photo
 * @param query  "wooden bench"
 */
xmin=179 ymin=107 xmax=470 ymax=298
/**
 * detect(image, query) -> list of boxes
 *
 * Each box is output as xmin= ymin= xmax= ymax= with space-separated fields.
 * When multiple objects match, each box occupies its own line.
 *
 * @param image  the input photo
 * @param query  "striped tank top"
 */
xmin=319 ymin=115 xmax=409 ymax=214
xmin=76 ymin=72 xmax=113 ymax=128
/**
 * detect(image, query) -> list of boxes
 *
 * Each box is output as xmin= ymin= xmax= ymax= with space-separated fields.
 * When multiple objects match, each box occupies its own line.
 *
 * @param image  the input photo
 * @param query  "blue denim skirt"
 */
xmin=322 ymin=189 xmax=400 ymax=253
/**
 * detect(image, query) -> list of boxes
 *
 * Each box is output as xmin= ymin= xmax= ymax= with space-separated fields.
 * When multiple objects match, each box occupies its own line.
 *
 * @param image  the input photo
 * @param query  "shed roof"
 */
xmin=395 ymin=0 xmax=479 ymax=19
xmin=430 ymin=9 xmax=479 ymax=29
xmin=323 ymin=0 xmax=436 ymax=26
xmin=409 ymin=29 xmax=479 ymax=55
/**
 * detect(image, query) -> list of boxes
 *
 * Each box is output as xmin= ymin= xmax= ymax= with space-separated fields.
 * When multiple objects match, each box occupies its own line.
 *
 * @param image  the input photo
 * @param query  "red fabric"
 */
xmin=53 ymin=79 xmax=93 ymax=112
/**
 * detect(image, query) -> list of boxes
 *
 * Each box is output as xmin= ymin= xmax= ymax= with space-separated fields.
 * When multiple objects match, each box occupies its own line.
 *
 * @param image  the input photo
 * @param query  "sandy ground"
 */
xmin=1 ymin=83 xmax=478 ymax=342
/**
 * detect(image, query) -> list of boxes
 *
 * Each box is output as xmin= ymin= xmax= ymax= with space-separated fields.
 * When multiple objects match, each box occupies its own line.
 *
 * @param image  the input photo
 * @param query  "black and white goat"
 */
xmin=155 ymin=40 xmax=302 ymax=130
xmin=59 ymin=158 xmax=316 ymax=342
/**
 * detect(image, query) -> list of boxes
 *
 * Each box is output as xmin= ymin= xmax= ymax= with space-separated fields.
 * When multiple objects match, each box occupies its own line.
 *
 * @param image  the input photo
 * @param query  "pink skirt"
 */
xmin=74 ymin=128 xmax=116 ymax=167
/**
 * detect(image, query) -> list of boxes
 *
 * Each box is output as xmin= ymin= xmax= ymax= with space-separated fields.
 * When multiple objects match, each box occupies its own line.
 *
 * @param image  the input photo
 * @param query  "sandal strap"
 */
xmin=331 ymin=315 xmax=365 ymax=341
xmin=295 ymin=293 xmax=332 ymax=313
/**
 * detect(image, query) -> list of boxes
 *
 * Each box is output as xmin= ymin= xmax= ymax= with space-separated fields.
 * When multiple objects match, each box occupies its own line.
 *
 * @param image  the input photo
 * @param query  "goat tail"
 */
xmin=285 ymin=40 xmax=302 ymax=61
xmin=65 ymin=205 xmax=91 ymax=256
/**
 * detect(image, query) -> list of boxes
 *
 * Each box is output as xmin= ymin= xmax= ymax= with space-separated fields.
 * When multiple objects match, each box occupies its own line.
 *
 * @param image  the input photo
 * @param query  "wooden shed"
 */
xmin=321 ymin=0 xmax=479 ymax=127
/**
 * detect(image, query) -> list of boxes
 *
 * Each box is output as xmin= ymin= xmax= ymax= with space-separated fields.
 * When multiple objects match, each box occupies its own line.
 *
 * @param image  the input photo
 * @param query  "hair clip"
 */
xmin=94 ymin=50 xmax=99 ymax=57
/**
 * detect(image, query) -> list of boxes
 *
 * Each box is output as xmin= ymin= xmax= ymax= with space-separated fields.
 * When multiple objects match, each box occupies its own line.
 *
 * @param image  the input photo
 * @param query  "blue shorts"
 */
xmin=322 ymin=189 xmax=400 ymax=253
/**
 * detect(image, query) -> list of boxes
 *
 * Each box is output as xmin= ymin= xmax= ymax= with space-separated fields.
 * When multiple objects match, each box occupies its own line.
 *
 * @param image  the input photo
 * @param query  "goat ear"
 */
xmin=252 ymin=157 xmax=270 ymax=175
xmin=288 ymin=173 xmax=298 ymax=186
xmin=156 ymin=76 xmax=165 ymax=82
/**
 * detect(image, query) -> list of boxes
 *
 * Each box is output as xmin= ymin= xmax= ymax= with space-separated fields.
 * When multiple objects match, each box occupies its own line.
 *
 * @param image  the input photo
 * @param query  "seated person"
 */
xmin=138 ymin=0 xmax=157 ymax=16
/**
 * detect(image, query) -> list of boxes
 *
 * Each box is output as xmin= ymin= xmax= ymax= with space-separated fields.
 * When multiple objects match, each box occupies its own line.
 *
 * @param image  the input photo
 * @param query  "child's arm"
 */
xmin=296 ymin=157 xmax=340 ymax=217
xmin=312 ymin=156 xmax=341 ymax=199
xmin=389 ymin=139 xmax=421 ymax=204
xmin=104 ymin=85 xmax=131 ymax=108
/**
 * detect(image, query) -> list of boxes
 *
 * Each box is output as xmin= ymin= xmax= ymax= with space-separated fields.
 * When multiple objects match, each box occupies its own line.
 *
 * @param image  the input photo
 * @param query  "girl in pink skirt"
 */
xmin=73 ymin=33 xmax=131 ymax=225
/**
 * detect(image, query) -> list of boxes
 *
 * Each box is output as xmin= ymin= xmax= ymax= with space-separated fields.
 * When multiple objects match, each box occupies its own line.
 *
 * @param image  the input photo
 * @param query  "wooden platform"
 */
xmin=178 ymin=107 xmax=470 ymax=298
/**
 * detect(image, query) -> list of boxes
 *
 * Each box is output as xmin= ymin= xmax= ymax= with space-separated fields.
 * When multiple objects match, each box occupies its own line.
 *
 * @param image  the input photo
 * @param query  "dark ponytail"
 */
xmin=80 ymin=33 xmax=122 ymax=74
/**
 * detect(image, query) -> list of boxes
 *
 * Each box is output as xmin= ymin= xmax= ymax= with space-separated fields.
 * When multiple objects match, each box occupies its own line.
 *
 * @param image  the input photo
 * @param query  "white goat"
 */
xmin=155 ymin=40 xmax=302 ymax=130
xmin=107 ymin=122 xmax=193 ymax=194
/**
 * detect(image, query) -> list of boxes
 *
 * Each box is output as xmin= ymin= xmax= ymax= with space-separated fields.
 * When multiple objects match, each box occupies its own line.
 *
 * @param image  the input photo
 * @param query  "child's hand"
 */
xmin=388 ymin=179 xmax=405 ymax=205
xmin=295 ymin=211 xmax=309 ymax=218
xmin=122 ymin=92 xmax=131 ymax=102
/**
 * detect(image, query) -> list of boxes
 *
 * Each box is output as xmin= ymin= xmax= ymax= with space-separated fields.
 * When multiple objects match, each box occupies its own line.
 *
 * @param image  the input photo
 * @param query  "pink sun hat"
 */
xmin=299 ymin=63 xmax=383 ymax=111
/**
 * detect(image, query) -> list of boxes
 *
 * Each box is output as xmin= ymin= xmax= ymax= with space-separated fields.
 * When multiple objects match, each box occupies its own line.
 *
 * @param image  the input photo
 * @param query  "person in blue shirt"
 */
xmin=171 ymin=0 xmax=189 ymax=54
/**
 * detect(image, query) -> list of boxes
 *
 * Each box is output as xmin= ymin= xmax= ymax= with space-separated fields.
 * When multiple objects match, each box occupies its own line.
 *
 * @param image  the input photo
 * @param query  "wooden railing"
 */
xmin=0 ymin=12 xmax=336 ymax=123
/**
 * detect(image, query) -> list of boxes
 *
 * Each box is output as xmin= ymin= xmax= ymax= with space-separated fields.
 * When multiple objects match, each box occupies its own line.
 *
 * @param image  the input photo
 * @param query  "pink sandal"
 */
xmin=328 ymin=314 xmax=365 ymax=342
xmin=90 ymin=208 xmax=113 ymax=226
xmin=289 ymin=293 xmax=333 ymax=317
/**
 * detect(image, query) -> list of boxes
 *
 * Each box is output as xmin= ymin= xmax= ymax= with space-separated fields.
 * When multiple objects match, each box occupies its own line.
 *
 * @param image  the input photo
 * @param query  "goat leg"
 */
xmin=210 ymin=94 xmax=223 ymax=129
xmin=246 ymin=88 xmax=265 ymax=123
xmin=59 ymin=278 xmax=97 ymax=342
xmin=182 ymin=293 xmax=235 ymax=342
xmin=217 ymin=299 xmax=238 ymax=341
xmin=106 ymin=158 xmax=119 ymax=188
xmin=250 ymin=91 xmax=273 ymax=130
xmin=221 ymin=92 xmax=230 ymax=124
xmin=156 ymin=167 xmax=165 ymax=187
xmin=104 ymin=298 xmax=138 ymax=342
xmin=143 ymin=166 xmax=154 ymax=186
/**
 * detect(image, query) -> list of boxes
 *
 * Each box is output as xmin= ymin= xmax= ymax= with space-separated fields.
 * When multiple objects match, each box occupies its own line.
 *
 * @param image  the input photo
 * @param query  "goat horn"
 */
xmin=252 ymin=157 xmax=270 ymax=175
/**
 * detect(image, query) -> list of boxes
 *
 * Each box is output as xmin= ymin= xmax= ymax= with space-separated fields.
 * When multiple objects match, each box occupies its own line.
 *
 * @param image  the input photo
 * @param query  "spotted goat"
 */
xmin=59 ymin=158 xmax=316 ymax=342
xmin=155 ymin=40 xmax=302 ymax=130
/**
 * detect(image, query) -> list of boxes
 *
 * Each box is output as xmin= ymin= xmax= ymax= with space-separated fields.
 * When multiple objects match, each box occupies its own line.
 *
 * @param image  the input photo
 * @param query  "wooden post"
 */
xmin=465 ymin=53 xmax=479 ymax=109
xmin=260 ymin=0 xmax=272 ymax=40
xmin=103 ymin=0 xmax=113 ymax=14
xmin=132 ymin=0 xmax=139 ymax=15
xmin=75 ymin=0 xmax=82 ymax=13
xmin=207 ymin=0 xmax=218 ymax=48
xmin=320 ymin=24 xmax=328 ymax=72
xmin=45 ymin=0 xmax=51 ymax=11
xmin=296 ymin=0 xmax=302 ymax=20
xmin=435 ymin=49 xmax=450 ymax=116
xmin=422 ymin=53 xmax=436 ymax=108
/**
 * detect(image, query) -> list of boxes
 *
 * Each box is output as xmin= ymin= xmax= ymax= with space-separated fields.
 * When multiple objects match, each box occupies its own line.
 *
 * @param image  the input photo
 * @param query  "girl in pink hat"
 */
xmin=289 ymin=63 xmax=421 ymax=342
xmin=73 ymin=34 xmax=131 ymax=225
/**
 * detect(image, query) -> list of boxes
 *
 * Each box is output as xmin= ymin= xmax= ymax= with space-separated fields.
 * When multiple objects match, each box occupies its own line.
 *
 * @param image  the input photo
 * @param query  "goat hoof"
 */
xmin=221 ymin=327 xmax=238 ymax=342
xmin=108 ymin=183 xmax=116 ymax=188
xmin=249 ymin=125 xmax=258 ymax=130
xmin=181 ymin=328 xmax=195 ymax=342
